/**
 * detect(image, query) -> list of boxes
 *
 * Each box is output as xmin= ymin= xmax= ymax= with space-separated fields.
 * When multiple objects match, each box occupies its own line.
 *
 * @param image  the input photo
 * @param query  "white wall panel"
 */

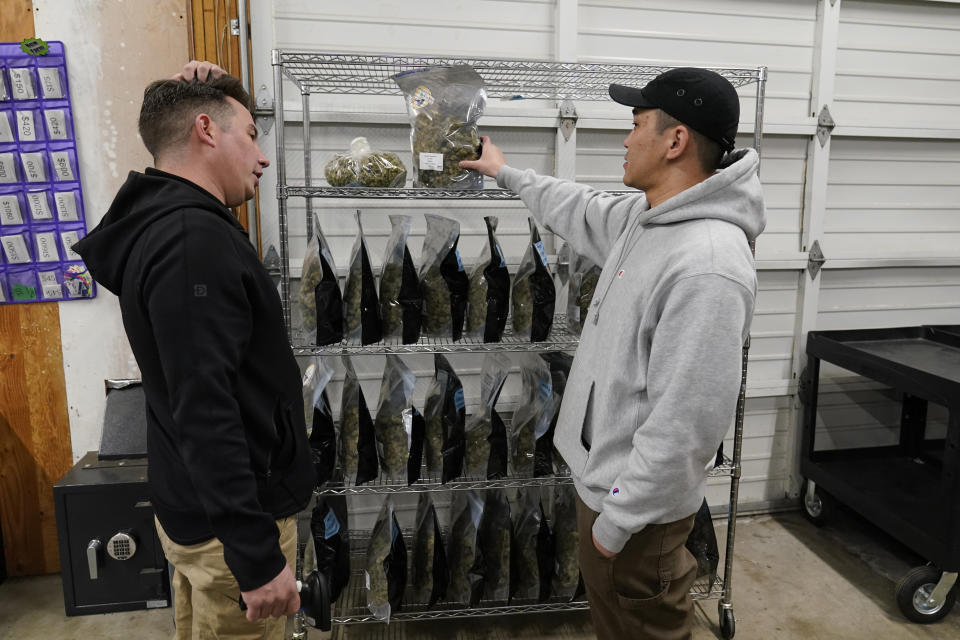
xmin=817 ymin=267 xmax=960 ymax=329
xmin=824 ymin=138 xmax=960 ymax=260
xmin=577 ymin=0 xmax=818 ymax=128
xmin=835 ymin=0 xmax=960 ymax=133
xmin=274 ymin=0 xmax=555 ymax=59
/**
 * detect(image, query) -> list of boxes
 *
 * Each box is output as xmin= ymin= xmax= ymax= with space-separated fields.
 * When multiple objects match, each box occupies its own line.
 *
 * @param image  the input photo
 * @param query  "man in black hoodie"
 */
xmin=73 ymin=62 xmax=316 ymax=638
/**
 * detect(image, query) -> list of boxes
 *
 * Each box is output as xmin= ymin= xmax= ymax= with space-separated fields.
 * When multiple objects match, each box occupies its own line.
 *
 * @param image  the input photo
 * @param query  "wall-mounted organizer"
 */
xmin=271 ymin=51 xmax=766 ymax=640
xmin=0 ymin=41 xmax=95 ymax=305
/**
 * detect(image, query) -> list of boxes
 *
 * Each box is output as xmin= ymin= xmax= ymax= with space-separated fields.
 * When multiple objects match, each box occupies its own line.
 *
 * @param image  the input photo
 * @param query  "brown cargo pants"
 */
xmin=576 ymin=495 xmax=698 ymax=640
xmin=155 ymin=516 xmax=297 ymax=640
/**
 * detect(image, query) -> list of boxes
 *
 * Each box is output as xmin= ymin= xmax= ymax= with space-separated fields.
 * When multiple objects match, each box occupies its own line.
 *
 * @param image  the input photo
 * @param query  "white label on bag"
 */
xmin=44 ymin=109 xmax=68 ymax=140
xmin=26 ymin=192 xmax=53 ymax=220
xmin=0 ymin=75 xmax=8 ymax=101
xmin=0 ymin=112 xmax=14 ymax=143
xmin=16 ymin=110 xmax=36 ymax=141
xmin=8 ymin=68 xmax=36 ymax=100
xmin=2 ymin=234 xmax=30 ymax=263
xmin=21 ymin=152 xmax=47 ymax=182
xmin=0 ymin=153 xmax=16 ymax=183
xmin=37 ymin=67 xmax=63 ymax=99
xmin=35 ymin=231 xmax=59 ymax=262
xmin=419 ymin=152 xmax=443 ymax=171
xmin=61 ymin=230 xmax=81 ymax=261
xmin=51 ymin=151 xmax=74 ymax=180
xmin=38 ymin=270 xmax=62 ymax=299
xmin=54 ymin=191 xmax=78 ymax=221
xmin=0 ymin=195 xmax=23 ymax=225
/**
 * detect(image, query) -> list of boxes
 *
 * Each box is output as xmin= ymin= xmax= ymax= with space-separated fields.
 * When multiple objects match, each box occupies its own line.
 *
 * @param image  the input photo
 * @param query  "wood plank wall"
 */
xmin=0 ymin=0 xmax=74 ymax=577
xmin=187 ymin=0 xmax=257 ymax=238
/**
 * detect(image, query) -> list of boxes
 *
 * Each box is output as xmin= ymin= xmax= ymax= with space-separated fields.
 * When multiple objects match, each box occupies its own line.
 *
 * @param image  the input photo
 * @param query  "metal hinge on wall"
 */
xmin=807 ymin=240 xmax=826 ymax=279
xmin=559 ymin=100 xmax=578 ymax=141
xmin=816 ymin=106 xmax=835 ymax=147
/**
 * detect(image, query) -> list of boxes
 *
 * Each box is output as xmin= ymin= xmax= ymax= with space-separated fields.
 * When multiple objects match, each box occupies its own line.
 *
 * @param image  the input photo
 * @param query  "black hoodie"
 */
xmin=74 ymin=169 xmax=315 ymax=591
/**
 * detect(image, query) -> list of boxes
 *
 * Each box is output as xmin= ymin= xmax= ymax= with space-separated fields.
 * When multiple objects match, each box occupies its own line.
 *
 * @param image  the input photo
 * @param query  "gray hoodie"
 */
xmin=497 ymin=148 xmax=765 ymax=553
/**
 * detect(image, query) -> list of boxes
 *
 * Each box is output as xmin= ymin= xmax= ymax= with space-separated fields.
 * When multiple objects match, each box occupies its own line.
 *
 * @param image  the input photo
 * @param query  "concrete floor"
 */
xmin=1 ymin=509 xmax=957 ymax=640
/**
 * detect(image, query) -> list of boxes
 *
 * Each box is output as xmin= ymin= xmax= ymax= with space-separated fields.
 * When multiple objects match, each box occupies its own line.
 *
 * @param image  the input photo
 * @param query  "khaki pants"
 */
xmin=576 ymin=495 xmax=698 ymax=640
xmin=155 ymin=516 xmax=298 ymax=640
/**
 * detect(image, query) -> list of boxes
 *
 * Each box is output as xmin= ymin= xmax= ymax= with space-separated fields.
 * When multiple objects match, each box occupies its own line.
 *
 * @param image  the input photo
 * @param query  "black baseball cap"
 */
xmin=609 ymin=67 xmax=740 ymax=153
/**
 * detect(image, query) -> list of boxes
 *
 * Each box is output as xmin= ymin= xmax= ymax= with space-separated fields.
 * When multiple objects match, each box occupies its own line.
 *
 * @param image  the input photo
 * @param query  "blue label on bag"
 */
xmin=539 ymin=380 xmax=552 ymax=403
xmin=455 ymin=249 xmax=464 ymax=271
xmin=496 ymin=245 xmax=506 ymax=268
xmin=323 ymin=509 xmax=341 ymax=539
xmin=534 ymin=241 xmax=548 ymax=266
xmin=454 ymin=388 xmax=465 ymax=411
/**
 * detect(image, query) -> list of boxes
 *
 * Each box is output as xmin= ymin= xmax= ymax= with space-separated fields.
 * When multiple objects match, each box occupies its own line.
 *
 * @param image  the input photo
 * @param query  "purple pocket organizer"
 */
xmin=0 ymin=41 xmax=94 ymax=304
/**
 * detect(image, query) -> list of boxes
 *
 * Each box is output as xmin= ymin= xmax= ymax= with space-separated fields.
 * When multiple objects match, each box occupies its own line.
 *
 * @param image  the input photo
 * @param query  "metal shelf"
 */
xmin=284 ymin=186 xmax=518 ymax=199
xmin=328 ymin=530 xmax=723 ymax=625
xmin=276 ymin=51 xmax=764 ymax=100
xmin=317 ymin=454 xmax=735 ymax=496
xmin=292 ymin=316 xmax=582 ymax=355
xmin=319 ymin=472 xmax=572 ymax=496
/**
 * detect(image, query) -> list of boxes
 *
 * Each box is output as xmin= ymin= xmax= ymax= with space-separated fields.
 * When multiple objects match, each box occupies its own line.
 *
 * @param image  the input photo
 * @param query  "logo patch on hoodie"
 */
xmin=617 ymin=269 xmax=624 ymax=279
xmin=193 ymin=284 xmax=207 ymax=297
xmin=611 ymin=487 xmax=620 ymax=496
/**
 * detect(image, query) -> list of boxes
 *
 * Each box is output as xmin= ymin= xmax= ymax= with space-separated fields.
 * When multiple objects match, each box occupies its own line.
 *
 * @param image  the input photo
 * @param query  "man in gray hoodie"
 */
xmin=461 ymin=68 xmax=765 ymax=639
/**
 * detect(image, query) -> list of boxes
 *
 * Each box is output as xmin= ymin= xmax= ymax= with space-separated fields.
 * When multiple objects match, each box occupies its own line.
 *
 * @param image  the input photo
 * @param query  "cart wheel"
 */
xmin=718 ymin=602 xmax=735 ymax=639
xmin=895 ymin=566 xmax=957 ymax=624
xmin=801 ymin=482 xmax=834 ymax=526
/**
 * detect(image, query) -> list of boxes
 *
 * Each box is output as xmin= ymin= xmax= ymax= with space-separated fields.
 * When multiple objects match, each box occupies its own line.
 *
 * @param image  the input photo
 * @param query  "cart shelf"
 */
xmin=316 ymin=455 xmax=737 ymax=496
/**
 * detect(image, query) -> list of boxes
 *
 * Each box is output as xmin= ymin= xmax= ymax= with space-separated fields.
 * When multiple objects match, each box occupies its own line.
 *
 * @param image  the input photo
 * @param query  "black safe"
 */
xmin=53 ymin=383 xmax=170 ymax=615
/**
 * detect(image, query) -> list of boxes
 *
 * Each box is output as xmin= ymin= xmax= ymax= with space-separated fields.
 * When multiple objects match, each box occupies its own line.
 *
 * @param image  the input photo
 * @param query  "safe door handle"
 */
xmin=87 ymin=539 xmax=101 ymax=580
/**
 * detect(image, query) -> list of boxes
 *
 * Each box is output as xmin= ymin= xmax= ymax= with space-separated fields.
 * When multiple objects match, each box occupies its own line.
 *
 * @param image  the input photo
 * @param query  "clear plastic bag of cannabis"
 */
xmin=324 ymin=152 xmax=357 ymax=187
xmin=353 ymin=136 xmax=407 ymax=188
xmin=685 ymin=498 xmax=720 ymax=582
xmin=423 ymin=353 xmax=466 ymax=482
xmin=464 ymin=353 xmax=510 ymax=479
xmin=412 ymin=493 xmax=449 ymax=607
xmin=379 ymin=215 xmax=422 ymax=344
xmin=340 ymin=356 xmax=379 ymax=485
xmin=466 ymin=215 xmax=510 ymax=342
xmin=566 ymin=250 xmax=602 ymax=335
xmin=343 ymin=212 xmax=382 ymax=345
xmin=324 ymin=136 xmax=407 ymax=188
xmin=552 ymin=483 xmax=580 ymax=600
xmin=510 ymin=354 xmax=555 ymax=478
xmin=393 ymin=65 xmax=486 ymax=190
xmin=296 ymin=221 xmax=343 ymax=346
xmin=374 ymin=354 xmax=418 ymax=483
xmin=511 ymin=488 xmax=552 ymax=601
xmin=419 ymin=214 xmax=469 ymax=340
xmin=539 ymin=352 xmax=573 ymax=477
xmin=512 ymin=218 xmax=556 ymax=342
xmin=303 ymin=357 xmax=336 ymax=487
xmin=311 ymin=495 xmax=350 ymax=603
xmin=448 ymin=490 xmax=485 ymax=606
xmin=366 ymin=498 xmax=407 ymax=622
xmin=478 ymin=489 xmax=511 ymax=603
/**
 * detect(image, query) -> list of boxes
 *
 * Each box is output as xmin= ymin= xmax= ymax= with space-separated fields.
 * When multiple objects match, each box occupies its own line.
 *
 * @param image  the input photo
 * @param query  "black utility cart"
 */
xmin=801 ymin=326 xmax=960 ymax=623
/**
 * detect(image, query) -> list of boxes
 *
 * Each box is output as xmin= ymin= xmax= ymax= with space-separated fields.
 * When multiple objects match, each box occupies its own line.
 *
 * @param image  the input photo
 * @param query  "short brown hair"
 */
xmin=655 ymin=109 xmax=723 ymax=174
xmin=138 ymin=74 xmax=250 ymax=161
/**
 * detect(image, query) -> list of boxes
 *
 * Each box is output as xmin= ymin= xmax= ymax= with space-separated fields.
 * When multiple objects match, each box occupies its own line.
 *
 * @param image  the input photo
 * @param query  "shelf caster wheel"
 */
xmin=895 ymin=566 xmax=957 ymax=624
xmin=718 ymin=602 xmax=735 ymax=639
xmin=801 ymin=479 xmax=834 ymax=526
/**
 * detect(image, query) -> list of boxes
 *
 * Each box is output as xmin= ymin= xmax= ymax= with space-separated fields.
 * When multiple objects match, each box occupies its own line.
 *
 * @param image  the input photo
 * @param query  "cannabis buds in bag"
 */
xmin=393 ymin=65 xmax=486 ymax=190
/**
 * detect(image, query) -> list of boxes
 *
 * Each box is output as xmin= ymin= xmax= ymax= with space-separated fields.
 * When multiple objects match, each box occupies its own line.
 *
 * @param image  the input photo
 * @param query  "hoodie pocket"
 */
xmin=580 ymin=382 xmax=595 ymax=452
xmin=271 ymin=399 xmax=299 ymax=474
